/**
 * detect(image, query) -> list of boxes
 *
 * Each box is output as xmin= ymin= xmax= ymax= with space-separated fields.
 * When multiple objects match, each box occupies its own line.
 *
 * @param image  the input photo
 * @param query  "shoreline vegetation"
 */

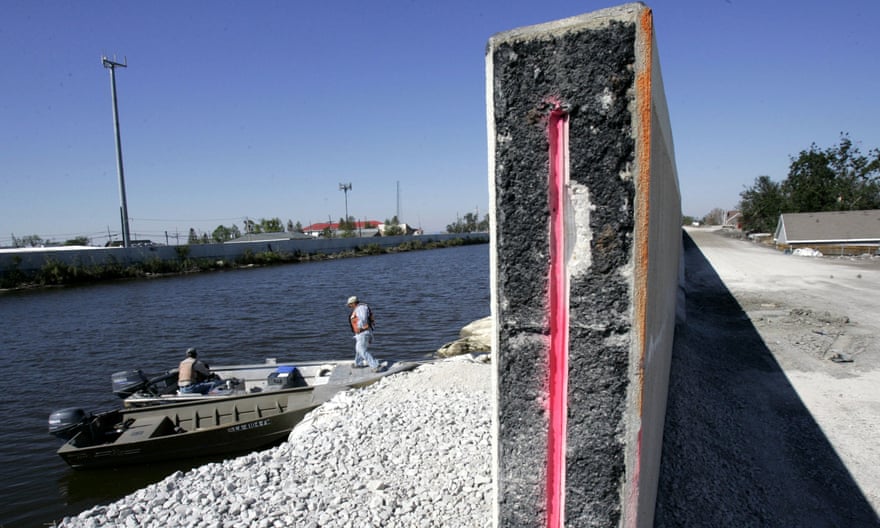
xmin=1 ymin=237 xmax=487 ymax=291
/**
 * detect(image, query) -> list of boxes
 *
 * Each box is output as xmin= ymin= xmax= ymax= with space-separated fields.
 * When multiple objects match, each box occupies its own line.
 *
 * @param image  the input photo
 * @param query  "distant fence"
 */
xmin=0 ymin=233 xmax=488 ymax=282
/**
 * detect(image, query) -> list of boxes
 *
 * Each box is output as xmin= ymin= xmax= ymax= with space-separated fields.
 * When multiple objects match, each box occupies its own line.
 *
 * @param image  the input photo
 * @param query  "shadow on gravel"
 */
xmin=654 ymin=232 xmax=880 ymax=527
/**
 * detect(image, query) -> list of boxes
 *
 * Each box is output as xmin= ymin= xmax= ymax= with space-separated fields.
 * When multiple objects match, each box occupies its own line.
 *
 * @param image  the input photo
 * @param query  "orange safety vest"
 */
xmin=350 ymin=304 xmax=373 ymax=334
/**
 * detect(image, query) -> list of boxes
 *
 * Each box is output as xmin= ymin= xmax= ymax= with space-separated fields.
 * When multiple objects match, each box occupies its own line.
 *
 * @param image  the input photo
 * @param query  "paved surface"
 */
xmin=655 ymin=227 xmax=880 ymax=526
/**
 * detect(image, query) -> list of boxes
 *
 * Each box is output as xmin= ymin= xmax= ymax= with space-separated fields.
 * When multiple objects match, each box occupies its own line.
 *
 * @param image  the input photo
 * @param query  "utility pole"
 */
xmin=102 ymin=55 xmax=131 ymax=248
xmin=339 ymin=182 xmax=352 ymax=227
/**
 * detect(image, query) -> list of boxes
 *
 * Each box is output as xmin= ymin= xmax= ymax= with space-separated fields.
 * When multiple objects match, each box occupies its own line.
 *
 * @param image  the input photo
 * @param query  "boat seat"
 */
xmin=115 ymin=416 xmax=177 ymax=444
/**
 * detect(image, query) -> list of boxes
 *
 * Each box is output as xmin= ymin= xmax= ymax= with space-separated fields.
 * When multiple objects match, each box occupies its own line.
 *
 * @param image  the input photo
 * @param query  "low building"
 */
xmin=723 ymin=210 xmax=741 ymax=229
xmin=377 ymin=222 xmax=420 ymax=236
xmin=224 ymin=231 xmax=312 ymax=244
xmin=302 ymin=220 xmax=385 ymax=238
xmin=773 ymin=210 xmax=880 ymax=255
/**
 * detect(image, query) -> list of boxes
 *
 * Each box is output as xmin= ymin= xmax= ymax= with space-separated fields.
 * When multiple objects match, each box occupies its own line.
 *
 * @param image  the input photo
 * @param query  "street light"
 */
xmin=102 ymin=56 xmax=131 ymax=248
xmin=339 ymin=182 xmax=352 ymax=229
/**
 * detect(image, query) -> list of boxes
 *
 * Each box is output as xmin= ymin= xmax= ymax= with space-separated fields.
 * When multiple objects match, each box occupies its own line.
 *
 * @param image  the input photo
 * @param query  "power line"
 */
xmin=131 ymin=217 xmax=243 ymax=223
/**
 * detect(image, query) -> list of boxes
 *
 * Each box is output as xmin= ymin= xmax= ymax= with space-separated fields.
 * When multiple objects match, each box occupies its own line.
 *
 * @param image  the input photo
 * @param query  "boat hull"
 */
xmin=56 ymin=359 xmax=429 ymax=469
xmin=58 ymin=389 xmax=319 ymax=470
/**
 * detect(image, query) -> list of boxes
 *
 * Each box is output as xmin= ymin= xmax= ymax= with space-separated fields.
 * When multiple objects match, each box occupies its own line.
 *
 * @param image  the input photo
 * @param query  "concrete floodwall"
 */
xmin=487 ymin=3 xmax=681 ymax=527
xmin=0 ymin=233 xmax=487 ymax=280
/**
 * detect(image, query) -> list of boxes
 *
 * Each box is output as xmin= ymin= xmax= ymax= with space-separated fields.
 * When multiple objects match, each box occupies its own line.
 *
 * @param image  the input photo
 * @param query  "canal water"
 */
xmin=0 ymin=244 xmax=489 ymax=527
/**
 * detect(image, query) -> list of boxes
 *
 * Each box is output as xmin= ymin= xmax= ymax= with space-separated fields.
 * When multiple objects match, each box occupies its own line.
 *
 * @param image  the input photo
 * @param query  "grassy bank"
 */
xmin=1 ymin=237 xmax=486 ymax=290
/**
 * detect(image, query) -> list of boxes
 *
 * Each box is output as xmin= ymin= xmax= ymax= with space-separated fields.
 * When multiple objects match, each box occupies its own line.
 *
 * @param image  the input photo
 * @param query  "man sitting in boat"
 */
xmin=178 ymin=348 xmax=222 ymax=394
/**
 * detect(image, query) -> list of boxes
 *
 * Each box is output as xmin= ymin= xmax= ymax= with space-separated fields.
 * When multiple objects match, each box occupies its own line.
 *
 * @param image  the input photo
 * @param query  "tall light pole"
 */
xmin=102 ymin=55 xmax=131 ymax=248
xmin=339 ymin=182 xmax=352 ymax=228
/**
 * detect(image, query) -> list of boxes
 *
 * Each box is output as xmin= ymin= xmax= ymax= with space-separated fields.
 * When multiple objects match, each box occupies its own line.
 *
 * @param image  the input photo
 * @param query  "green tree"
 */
xmin=446 ymin=212 xmax=488 ymax=233
xmin=740 ymin=175 xmax=785 ymax=233
xmin=825 ymin=136 xmax=880 ymax=210
xmin=64 ymin=236 xmax=90 ymax=246
xmin=13 ymin=234 xmax=46 ymax=247
xmin=339 ymin=216 xmax=356 ymax=237
xmin=259 ymin=217 xmax=284 ymax=233
xmin=188 ymin=228 xmax=199 ymax=244
xmin=478 ymin=213 xmax=489 ymax=231
xmin=783 ymin=148 xmax=838 ymax=213
xmin=702 ymin=208 xmax=725 ymax=226
xmin=383 ymin=216 xmax=404 ymax=236
xmin=739 ymin=135 xmax=880 ymax=232
xmin=446 ymin=214 xmax=468 ymax=233
xmin=212 ymin=224 xmax=241 ymax=242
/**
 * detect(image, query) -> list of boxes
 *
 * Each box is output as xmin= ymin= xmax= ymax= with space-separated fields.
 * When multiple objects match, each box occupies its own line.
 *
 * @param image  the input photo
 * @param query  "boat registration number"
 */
xmin=228 ymin=419 xmax=271 ymax=433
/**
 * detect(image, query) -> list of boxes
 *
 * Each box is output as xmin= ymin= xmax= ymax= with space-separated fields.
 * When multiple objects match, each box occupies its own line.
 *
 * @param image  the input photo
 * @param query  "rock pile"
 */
xmin=436 ymin=316 xmax=492 ymax=358
xmin=56 ymin=355 xmax=493 ymax=528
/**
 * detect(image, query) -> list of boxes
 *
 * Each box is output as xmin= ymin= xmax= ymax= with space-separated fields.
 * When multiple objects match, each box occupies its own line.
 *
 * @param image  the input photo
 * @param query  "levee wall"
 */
xmin=487 ymin=4 xmax=681 ymax=527
xmin=0 ymin=233 xmax=487 ymax=279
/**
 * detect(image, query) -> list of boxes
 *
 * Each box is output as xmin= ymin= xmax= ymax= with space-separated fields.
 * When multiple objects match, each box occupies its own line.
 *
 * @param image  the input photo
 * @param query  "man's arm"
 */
xmin=355 ymin=305 xmax=371 ymax=331
xmin=194 ymin=361 xmax=211 ymax=378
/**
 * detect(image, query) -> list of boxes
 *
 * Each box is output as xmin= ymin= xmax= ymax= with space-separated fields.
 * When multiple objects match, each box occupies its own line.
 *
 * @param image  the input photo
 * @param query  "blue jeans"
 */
xmin=354 ymin=331 xmax=378 ymax=369
xmin=179 ymin=379 xmax=222 ymax=394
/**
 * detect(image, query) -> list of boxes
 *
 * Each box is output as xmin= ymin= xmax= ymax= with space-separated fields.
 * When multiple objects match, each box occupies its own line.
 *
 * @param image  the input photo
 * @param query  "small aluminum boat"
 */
xmin=113 ymin=358 xmax=421 ymax=408
xmin=50 ymin=360 xmax=425 ymax=469
xmin=50 ymin=388 xmax=320 ymax=470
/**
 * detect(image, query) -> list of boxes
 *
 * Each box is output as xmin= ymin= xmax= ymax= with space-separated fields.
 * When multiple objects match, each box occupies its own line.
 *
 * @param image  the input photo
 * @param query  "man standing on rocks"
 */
xmin=347 ymin=295 xmax=382 ymax=372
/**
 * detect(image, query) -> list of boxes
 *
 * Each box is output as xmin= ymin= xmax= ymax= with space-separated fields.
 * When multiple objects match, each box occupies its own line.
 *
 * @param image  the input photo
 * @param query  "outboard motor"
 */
xmin=111 ymin=370 xmax=149 ymax=399
xmin=48 ymin=407 xmax=91 ymax=441
xmin=144 ymin=370 xmax=180 ymax=396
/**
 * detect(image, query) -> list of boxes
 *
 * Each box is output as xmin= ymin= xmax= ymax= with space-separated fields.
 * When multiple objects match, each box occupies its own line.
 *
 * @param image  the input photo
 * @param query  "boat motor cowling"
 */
xmin=48 ymin=407 xmax=91 ymax=440
xmin=111 ymin=370 xmax=150 ymax=399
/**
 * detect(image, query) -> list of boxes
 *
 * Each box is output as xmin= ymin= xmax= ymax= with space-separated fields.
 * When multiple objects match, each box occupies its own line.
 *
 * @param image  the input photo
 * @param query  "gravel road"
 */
xmin=655 ymin=227 xmax=880 ymax=527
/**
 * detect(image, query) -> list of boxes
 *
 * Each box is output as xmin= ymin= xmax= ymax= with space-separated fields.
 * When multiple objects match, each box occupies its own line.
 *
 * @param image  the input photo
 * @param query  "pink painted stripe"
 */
xmin=546 ymin=107 xmax=569 ymax=528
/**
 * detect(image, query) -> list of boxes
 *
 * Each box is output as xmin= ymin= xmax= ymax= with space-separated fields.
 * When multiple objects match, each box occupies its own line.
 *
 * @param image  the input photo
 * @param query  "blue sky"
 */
xmin=2 ymin=0 xmax=878 ymax=245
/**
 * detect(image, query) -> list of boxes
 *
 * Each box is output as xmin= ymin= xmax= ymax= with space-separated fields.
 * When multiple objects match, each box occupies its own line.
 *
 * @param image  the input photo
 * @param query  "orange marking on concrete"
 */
xmin=634 ymin=6 xmax=654 ymax=417
xmin=627 ymin=9 xmax=653 ymax=528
